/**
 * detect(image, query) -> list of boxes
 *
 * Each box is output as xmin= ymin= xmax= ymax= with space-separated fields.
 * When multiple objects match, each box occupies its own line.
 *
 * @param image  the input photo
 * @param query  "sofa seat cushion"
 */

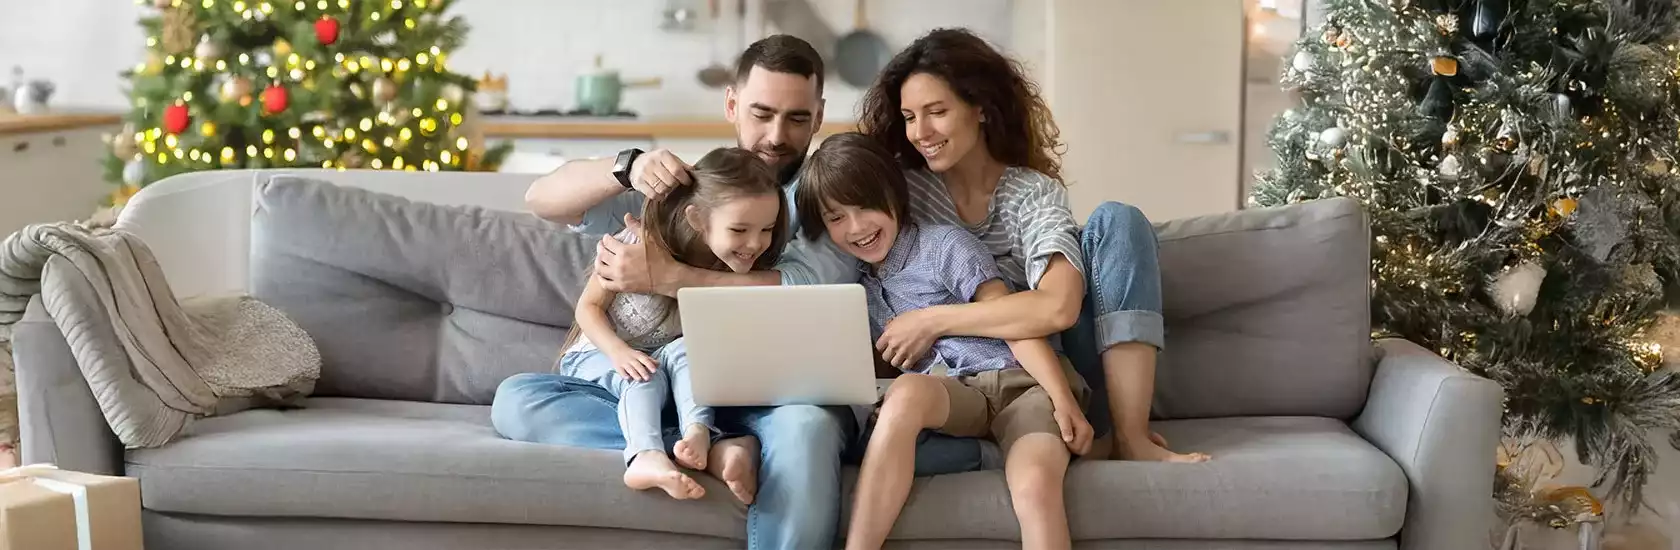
xmin=129 ymin=400 xmax=1405 ymax=543
xmin=125 ymin=398 xmax=750 ymax=540
xmin=852 ymin=416 xmax=1408 ymax=542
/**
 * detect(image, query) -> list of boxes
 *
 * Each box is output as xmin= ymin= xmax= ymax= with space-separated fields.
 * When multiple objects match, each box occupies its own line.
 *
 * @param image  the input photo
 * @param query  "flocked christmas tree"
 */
xmin=102 ymin=0 xmax=509 ymax=203
xmin=1253 ymin=0 xmax=1680 ymax=529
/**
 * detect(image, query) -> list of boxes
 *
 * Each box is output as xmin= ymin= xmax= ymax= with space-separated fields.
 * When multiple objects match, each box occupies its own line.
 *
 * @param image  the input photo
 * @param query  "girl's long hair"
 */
xmin=555 ymin=147 xmax=789 ymax=357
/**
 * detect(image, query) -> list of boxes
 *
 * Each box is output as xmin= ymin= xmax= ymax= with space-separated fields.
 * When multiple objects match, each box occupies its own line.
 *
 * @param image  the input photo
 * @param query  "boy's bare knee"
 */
xmin=879 ymin=374 xmax=944 ymax=428
xmin=1006 ymin=434 xmax=1070 ymax=503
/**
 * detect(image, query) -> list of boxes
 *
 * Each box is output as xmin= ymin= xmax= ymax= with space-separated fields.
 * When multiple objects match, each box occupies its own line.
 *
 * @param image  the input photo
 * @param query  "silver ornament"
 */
xmin=1488 ymin=261 xmax=1546 ymax=316
xmin=442 ymin=83 xmax=465 ymax=105
xmin=1552 ymin=93 xmax=1573 ymax=122
xmin=122 ymin=159 xmax=146 ymax=186
xmin=194 ymin=35 xmax=222 ymax=62
xmin=1439 ymin=155 xmax=1462 ymax=180
xmin=1292 ymin=50 xmax=1315 ymax=73
xmin=1319 ymin=127 xmax=1348 ymax=148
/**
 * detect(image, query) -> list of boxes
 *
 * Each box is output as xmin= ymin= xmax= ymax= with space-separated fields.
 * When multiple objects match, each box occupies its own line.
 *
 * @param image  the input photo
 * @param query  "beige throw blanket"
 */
xmin=0 ymin=222 xmax=319 ymax=448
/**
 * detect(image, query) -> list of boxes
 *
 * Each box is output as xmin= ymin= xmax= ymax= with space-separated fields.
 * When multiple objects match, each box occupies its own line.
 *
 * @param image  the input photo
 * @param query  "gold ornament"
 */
xmin=142 ymin=51 xmax=165 ymax=76
xmin=273 ymin=38 xmax=293 ymax=59
xmin=1550 ymin=197 xmax=1578 ymax=218
xmin=160 ymin=7 xmax=198 ymax=54
xmin=199 ymin=121 xmax=217 ymax=137
xmin=372 ymin=76 xmax=398 ymax=105
xmin=219 ymin=76 xmax=254 ymax=102
xmin=1431 ymin=56 xmax=1458 ymax=77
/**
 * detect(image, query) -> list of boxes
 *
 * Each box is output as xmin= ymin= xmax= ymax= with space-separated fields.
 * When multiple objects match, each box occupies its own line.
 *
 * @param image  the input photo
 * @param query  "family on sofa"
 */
xmin=490 ymin=29 xmax=1207 ymax=550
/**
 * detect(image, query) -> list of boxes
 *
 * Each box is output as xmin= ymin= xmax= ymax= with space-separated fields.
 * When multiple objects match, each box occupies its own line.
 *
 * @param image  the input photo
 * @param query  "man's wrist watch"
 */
xmin=612 ymin=148 xmax=643 ymax=189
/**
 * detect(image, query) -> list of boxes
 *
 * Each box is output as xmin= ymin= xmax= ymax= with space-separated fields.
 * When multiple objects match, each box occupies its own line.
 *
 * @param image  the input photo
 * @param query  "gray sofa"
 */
xmin=15 ymin=169 xmax=1504 ymax=550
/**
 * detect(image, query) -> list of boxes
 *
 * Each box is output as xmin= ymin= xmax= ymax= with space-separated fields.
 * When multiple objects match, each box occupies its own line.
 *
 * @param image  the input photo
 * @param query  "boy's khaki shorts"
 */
xmin=934 ymin=358 xmax=1091 ymax=456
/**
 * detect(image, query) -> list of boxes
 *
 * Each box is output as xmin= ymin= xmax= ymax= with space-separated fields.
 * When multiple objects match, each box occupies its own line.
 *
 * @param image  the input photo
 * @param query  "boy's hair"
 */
xmin=794 ymin=132 xmax=910 ymax=241
xmin=645 ymin=147 xmax=790 ymax=272
xmin=736 ymin=34 xmax=825 ymax=95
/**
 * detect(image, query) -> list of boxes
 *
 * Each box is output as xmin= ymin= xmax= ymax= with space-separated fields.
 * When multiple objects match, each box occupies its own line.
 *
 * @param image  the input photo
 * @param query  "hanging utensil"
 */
xmin=834 ymin=0 xmax=890 ymax=88
xmin=698 ymin=0 xmax=733 ymax=88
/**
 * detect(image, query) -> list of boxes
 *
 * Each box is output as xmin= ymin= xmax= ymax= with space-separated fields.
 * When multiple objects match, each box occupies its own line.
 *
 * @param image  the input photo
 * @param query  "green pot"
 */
xmin=577 ymin=56 xmax=661 ymax=116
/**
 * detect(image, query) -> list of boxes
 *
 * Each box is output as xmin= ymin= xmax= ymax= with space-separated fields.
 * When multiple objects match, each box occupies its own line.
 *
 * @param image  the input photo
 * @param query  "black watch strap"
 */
xmin=612 ymin=148 xmax=643 ymax=189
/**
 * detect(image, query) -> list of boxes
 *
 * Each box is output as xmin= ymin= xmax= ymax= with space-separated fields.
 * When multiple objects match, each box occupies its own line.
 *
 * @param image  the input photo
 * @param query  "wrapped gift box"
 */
xmin=0 ymin=464 xmax=142 ymax=550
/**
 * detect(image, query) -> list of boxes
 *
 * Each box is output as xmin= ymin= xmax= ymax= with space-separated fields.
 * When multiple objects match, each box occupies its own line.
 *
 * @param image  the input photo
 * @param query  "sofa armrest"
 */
xmin=14 ymin=295 xmax=123 ymax=475
xmin=1353 ymin=338 xmax=1503 ymax=550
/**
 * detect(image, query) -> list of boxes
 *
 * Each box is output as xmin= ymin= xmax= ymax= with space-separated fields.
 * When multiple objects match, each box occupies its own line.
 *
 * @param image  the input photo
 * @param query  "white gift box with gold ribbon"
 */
xmin=0 ymin=464 xmax=142 ymax=550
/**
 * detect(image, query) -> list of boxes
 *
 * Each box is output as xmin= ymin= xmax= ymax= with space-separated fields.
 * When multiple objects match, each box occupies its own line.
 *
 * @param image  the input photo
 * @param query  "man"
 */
xmin=495 ymin=35 xmax=988 ymax=549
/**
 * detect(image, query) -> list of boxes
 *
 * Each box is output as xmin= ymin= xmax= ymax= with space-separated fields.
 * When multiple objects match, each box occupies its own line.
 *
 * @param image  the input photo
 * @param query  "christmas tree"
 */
xmin=102 ymin=0 xmax=509 ymax=203
xmin=1253 ymin=0 xmax=1680 ymax=524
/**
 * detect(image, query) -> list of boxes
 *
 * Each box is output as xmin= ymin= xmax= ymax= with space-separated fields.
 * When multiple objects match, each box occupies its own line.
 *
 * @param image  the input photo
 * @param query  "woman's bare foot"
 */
xmin=674 ymin=423 xmax=712 ymax=470
xmin=1117 ymin=436 xmax=1210 ymax=463
xmin=624 ymin=451 xmax=706 ymax=500
xmin=707 ymin=436 xmax=760 ymax=505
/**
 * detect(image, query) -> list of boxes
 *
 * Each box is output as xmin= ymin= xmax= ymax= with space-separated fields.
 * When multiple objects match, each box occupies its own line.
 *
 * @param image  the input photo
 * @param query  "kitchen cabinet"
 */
xmin=0 ymin=124 xmax=118 ymax=238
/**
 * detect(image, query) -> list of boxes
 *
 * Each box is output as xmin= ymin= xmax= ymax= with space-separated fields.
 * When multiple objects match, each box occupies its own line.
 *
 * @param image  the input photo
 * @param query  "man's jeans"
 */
xmin=491 ymin=373 xmax=985 ymax=550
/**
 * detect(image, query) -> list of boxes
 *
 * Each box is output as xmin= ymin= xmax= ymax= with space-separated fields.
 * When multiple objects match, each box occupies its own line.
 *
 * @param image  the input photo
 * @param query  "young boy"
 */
xmin=794 ymin=133 xmax=1095 ymax=550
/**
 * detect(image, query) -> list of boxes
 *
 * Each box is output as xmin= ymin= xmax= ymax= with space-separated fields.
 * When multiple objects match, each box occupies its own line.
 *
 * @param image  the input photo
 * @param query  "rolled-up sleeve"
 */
xmin=778 ymin=233 xmax=860 ymax=286
xmin=569 ymin=190 xmax=646 ymax=236
xmin=1013 ymin=171 xmax=1085 ymax=288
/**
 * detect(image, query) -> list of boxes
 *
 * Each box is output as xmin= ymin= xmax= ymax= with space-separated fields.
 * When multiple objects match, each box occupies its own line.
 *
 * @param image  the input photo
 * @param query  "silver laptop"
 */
xmin=676 ymin=284 xmax=879 ymax=406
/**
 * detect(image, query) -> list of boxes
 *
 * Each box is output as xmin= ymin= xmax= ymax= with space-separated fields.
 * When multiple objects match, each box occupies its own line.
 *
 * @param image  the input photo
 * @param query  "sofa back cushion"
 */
xmin=250 ymin=176 xmax=594 ymax=404
xmin=1152 ymin=197 xmax=1372 ymax=420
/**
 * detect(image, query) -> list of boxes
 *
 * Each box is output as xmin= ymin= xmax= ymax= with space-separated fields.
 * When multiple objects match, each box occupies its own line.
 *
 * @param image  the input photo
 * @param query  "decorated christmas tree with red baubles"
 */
xmin=103 ymin=0 xmax=510 ymax=200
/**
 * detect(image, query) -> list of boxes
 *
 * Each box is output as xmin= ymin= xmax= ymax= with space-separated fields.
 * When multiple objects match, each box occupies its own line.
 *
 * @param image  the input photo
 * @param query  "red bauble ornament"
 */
xmin=261 ymin=84 xmax=289 ymax=114
xmin=163 ymin=103 xmax=190 ymax=134
xmin=314 ymin=16 xmax=340 ymax=45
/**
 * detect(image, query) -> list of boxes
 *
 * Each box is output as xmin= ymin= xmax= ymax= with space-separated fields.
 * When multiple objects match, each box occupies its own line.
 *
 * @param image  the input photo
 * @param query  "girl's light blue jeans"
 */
xmin=556 ymin=337 xmax=711 ymax=465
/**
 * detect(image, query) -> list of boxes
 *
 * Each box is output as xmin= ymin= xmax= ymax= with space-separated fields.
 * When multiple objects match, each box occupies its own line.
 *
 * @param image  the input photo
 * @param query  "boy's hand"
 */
xmin=610 ymin=348 xmax=659 ymax=382
xmin=1053 ymin=403 xmax=1094 ymax=456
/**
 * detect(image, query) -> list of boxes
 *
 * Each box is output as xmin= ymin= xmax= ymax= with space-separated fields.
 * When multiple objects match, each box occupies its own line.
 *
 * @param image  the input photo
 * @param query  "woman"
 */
xmin=857 ymin=28 xmax=1208 ymax=463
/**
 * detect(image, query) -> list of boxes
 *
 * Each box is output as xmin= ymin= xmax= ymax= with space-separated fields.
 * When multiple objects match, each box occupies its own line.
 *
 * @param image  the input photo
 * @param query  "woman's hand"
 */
xmin=609 ymin=347 xmax=660 ymax=382
xmin=876 ymin=308 xmax=946 ymax=369
xmin=1053 ymin=402 xmax=1094 ymax=456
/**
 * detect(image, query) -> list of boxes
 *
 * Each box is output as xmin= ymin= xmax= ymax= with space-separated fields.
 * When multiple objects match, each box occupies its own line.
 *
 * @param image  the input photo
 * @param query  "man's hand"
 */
xmin=876 ymin=308 xmax=946 ymax=370
xmin=595 ymin=215 xmax=684 ymax=295
xmin=1054 ymin=402 xmax=1095 ymax=456
xmin=628 ymin=149 xmax=693 ymax=201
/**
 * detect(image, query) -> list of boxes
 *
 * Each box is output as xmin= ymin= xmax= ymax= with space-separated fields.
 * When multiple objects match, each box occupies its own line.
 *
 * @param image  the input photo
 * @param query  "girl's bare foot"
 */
xmin=707 ymin=436 xmax=760 ymax=505
xmin=1117 ymin=436 xmax=1210 ymax=463
xmin=674 ymin=423 xmax=712 ymax=470
xmin=624 ymin=451 xmax=706 ymax=500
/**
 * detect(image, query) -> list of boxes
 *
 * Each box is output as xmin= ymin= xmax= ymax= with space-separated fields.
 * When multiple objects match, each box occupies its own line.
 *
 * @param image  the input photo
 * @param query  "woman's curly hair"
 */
xmin=858 ymin=28 xmax=1066 ymax=183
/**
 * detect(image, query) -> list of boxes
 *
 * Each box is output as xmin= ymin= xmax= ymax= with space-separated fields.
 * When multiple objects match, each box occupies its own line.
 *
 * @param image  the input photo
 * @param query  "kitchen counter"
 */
xmin=479 ymin=116 xmax=859 ymax=139
xmin=0 ymin=111 xmax=122 ymax=136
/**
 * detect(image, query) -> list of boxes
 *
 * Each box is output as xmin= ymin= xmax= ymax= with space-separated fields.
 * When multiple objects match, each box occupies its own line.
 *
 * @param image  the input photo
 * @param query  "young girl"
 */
xmin=796 ymin=133 xmax=1094 ymax=550
xmin=561 ymin=147 xmax=790 ymax=501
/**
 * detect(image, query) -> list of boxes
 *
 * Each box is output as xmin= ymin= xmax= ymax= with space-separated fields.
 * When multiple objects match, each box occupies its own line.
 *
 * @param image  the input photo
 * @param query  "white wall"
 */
xmin=0 ymin=0 xmax=1016 ymax=121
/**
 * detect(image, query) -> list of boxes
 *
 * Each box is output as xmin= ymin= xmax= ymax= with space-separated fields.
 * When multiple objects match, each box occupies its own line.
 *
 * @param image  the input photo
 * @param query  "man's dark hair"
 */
xmin=736 ymin=34 xmax=825 ymax=94
xmin=794 ymin=132 xmax=910 ymax=241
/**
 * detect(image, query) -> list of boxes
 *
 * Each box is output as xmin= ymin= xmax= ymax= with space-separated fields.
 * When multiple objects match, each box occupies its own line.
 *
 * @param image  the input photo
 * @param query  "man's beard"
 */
xmin=753 ymin=144 xmax=805 ymax=186
xmin=774 ymin=151 xmax=806 ymax=186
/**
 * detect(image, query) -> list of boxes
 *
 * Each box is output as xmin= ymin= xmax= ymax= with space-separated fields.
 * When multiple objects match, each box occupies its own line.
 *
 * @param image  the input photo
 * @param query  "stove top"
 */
xmin=480 ymin=108 xmax=639 ymax=118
